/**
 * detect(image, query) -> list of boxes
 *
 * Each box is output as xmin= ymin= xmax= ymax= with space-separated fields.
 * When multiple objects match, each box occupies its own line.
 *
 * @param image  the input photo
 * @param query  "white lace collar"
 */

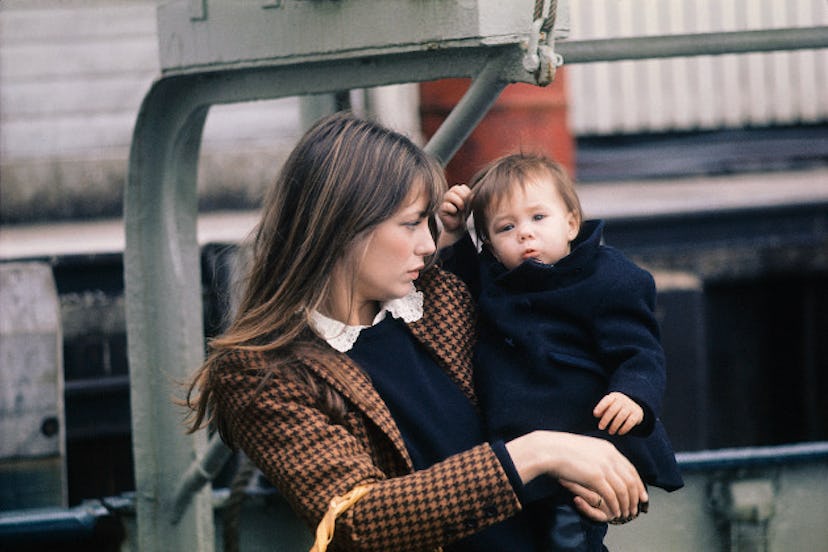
xmin=309 ymin=285 xmax=424 ymax=352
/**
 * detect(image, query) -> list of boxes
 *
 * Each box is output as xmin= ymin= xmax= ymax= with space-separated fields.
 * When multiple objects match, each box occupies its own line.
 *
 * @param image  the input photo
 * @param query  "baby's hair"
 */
xmin=468 ymin=152 xmax=582 ymax=243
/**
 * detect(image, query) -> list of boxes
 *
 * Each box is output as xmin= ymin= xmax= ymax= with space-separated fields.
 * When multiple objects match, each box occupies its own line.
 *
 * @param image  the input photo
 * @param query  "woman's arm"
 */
xmin=505 ymin=430 xmax=648 ymax=522
xmin=213 ymin=352 xmax=521 ymax=551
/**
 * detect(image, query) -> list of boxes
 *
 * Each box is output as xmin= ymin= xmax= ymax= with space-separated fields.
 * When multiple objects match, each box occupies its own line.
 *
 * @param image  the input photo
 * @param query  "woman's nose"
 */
xmin=416 ymin=227 xmax=436 ymax=256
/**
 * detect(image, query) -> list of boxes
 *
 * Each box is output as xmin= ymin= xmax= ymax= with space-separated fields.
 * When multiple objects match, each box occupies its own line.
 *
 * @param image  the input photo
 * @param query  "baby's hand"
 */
xmin=593 ymin=392 xmax=644 ymax=436
xmin=438 ymin=185 xmax=472 ymax=235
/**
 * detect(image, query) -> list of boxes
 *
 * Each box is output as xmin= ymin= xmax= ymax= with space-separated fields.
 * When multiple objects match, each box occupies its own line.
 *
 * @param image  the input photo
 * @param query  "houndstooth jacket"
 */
xmin=210 ymin=267 xmax=523 ymax=551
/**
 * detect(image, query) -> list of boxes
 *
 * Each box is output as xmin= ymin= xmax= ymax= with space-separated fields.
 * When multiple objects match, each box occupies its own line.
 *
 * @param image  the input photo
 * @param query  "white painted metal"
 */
xmin=0 ymin=263 xmax=67 ymax=509
xmin=156 ymin=0 xmax=547 ymax=74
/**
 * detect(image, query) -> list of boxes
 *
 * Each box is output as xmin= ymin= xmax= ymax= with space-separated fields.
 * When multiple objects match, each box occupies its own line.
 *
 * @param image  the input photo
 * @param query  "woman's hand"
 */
xmin=505 ymin=430 xmax=648 ymax=522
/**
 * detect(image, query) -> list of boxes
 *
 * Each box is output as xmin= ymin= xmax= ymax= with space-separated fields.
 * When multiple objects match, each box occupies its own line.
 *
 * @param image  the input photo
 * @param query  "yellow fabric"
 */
xmin=310 ymin=484 xmax=373 ymax=552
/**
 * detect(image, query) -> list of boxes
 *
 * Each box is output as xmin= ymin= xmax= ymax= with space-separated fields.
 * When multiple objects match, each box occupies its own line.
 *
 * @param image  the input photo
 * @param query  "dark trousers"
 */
xmin=544 ymin=501 xmax=608 ymax=552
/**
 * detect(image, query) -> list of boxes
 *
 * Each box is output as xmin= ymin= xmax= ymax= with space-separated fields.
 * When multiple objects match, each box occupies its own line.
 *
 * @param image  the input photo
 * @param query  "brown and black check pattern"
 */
xmin=211 ymin=267 xmax=522 ymax=551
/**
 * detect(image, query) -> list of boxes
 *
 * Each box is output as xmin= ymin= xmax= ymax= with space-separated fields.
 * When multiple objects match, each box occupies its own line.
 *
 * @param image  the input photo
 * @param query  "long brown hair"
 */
xmin=187 ymin=112 xmax=446 ymax=431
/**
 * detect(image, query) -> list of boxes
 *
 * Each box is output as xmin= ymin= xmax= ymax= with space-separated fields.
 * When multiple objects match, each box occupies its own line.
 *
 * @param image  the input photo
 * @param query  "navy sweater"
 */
xmin=348 ymin=316 xmax=540 ymax=550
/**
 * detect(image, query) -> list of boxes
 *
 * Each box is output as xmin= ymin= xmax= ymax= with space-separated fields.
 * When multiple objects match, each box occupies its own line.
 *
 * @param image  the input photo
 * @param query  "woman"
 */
xmin=187 ymin=113 xmax=646 ymax=551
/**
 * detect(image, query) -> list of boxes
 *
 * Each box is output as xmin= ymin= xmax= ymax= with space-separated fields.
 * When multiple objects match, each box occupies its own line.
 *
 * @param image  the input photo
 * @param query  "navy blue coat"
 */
xmin=444 ymin=220 xmax=683 ymax=491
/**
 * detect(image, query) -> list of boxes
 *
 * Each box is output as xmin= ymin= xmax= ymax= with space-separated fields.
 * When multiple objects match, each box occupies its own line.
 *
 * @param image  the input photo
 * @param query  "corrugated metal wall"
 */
xmin=0 ymin=1 xmax=299 ymax=162
xmin=0 ymin=2 xmax=159 ymax=160
xmin=566 ymin=0 xmax=828 ymax=135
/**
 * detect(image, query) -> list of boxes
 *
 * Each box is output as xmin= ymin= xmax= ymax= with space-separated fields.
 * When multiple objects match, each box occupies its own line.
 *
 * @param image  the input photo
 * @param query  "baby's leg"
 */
xmin=547 ymin=501 xmax=608 ymax=552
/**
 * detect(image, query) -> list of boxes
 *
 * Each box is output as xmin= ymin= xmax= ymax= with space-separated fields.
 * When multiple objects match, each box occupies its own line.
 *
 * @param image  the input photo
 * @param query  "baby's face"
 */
xmin=485 ymin=178 xmax=579 ymax=270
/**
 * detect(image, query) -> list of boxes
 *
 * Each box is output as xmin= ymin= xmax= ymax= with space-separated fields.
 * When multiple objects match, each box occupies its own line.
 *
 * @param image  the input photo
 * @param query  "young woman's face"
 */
xmin=332 ymin=186 xmax=436 ymax=324
xmin=485 ymin=178 xmax=579 ymax=270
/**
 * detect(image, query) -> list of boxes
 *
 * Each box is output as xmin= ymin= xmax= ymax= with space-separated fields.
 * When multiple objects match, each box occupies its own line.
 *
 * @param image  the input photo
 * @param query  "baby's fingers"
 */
xmin=444 ymin=185 xmax=471 ymax=209
xmin=592 ymin=394 xmax=615 ymax=418
xmin=597 ymin=403 xmax=623 ymax=431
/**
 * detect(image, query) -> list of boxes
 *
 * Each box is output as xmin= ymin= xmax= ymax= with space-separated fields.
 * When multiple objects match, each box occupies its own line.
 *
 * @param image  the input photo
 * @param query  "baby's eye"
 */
xmin=532 ymin=213 xmax=546 ymax=221
xmin=495 ymin=223 xmax=514 ymax=233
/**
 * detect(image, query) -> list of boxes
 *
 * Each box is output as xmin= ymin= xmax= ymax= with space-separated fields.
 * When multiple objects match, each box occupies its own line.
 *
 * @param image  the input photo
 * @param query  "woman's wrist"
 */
xmin=505 ymin=430 xmax=556 ymax=484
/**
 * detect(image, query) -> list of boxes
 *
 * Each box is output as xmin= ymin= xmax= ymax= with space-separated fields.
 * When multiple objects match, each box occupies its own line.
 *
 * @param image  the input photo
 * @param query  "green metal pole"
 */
xmin=125 ymin=81 xmax=215 ymax=551
xmin=558 ymin=26 xmax=828 ymax=64
xmin=424 ymin=54 xmax=510 ymax=165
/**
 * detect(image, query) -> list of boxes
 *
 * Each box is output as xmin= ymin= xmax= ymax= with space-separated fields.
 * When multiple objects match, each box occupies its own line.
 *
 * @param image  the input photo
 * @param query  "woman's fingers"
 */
xmin=560 ymin=480 xmax=613 ymax=521
xmin=589 ymin=443 xmax=645 ymax=519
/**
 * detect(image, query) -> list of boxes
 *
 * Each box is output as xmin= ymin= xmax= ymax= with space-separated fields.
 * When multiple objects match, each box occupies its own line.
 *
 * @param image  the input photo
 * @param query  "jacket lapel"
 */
xmin=409 ymin=272 xmax=477 ymax=405
xmin=407 ymin=320 xmax=476 ymax=404
xmin=299 ymin=347 xmax=414 ymax=471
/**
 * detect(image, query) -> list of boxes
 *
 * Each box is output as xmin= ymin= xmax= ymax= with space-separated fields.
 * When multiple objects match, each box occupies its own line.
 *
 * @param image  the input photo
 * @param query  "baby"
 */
xmin=439 ymin=153 xmax=683 ymax=551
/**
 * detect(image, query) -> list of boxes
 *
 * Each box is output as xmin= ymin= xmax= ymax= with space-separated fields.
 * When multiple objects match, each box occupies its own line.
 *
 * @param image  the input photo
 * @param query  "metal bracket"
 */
xmin=522 ymin=16 xmax=565 ymax=86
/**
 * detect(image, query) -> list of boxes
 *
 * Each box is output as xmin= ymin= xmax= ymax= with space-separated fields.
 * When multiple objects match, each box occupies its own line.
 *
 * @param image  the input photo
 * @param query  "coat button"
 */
xmin=483 ymin=505 xmax=498 ymax=517
xmin=463 ymin=518 xmax=478 ymax=529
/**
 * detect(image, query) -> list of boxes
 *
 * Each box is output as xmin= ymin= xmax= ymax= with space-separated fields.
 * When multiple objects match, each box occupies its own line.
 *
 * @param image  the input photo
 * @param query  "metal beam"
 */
xmin=424 ymin=55 xmax=510 ymax=165
xmin=125 ymin=81 xmax=213 ymax=550
xmin=558 ymin=26 xmax=828 ymax=64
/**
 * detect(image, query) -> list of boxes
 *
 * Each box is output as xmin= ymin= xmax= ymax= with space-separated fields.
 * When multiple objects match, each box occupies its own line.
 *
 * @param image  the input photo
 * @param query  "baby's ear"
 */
xmin=566 ymin=212 xmax=580 ymax=241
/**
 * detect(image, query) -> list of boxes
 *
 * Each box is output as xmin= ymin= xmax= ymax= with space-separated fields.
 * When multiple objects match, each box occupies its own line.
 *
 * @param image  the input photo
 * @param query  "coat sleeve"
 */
xmin=438 ymin=232 xmax=482 ymax=299
xmin=212 ymin=353 xmax=522 ymax=552
xmin=593 ymin=255 xmax=667 ymax=430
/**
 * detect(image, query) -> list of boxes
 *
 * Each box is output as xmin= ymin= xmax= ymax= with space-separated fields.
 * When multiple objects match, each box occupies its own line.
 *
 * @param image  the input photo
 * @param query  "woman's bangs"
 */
xmin=413 ymin=157 xmax=446 ymax=216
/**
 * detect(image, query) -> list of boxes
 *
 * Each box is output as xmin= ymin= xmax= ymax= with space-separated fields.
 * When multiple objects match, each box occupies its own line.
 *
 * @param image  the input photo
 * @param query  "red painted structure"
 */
xmin=420 ymin=69 xmax=574 ymax=186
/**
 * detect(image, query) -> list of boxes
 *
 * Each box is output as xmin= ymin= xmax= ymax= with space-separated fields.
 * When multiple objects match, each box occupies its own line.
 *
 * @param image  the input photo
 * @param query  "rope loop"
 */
xmin=310 ymin=484 xmax=373 ymax=552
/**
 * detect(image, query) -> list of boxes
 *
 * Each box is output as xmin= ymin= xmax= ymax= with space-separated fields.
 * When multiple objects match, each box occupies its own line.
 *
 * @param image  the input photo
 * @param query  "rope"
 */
xmin=526 ymin=0 xmax=562 ymax=84
xmin=310 ymin=485 xmax=373 ymax=552
xmin=533 ymin=0 xmax=558 ymax=35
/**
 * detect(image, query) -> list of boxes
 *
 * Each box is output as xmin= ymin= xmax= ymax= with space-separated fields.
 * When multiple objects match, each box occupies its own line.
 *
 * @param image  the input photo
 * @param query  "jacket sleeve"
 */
xmin=593 ymin=256 xmax=667 ymax=432
xmin=212 ymin=353 xmax=522 ymax=552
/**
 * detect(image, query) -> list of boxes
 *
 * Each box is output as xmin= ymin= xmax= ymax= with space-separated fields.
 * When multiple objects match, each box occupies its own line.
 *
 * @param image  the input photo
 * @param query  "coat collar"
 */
xmin=308 ymin=286 xmax=424 ymax=352
xmin=483 ymin=219 xmax=605 ymax=292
